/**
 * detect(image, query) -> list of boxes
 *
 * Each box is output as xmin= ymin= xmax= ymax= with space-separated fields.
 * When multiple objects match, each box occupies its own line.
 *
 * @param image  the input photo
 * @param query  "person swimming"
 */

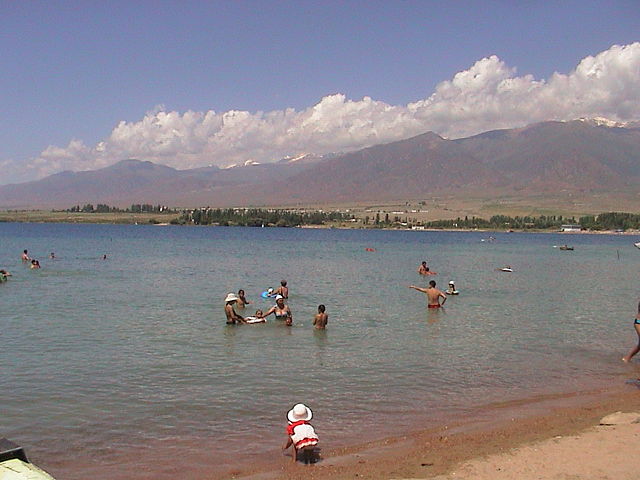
xmin=446 ymin=280 xmax=459 ymax=295
xmin=273 ymin=280 xmax=289 ymax=299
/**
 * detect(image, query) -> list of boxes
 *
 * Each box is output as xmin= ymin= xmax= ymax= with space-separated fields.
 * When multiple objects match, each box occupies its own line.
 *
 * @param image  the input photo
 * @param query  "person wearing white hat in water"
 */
xmin=283 ymin=403 xmax=319 ymax=464
xmin=446 ymin=280 xmax=459 ymax=295
xmin=224 ymin=293 xmax=245 ymax=324
xmin=263 ymin=295 xmax=293 ymax=326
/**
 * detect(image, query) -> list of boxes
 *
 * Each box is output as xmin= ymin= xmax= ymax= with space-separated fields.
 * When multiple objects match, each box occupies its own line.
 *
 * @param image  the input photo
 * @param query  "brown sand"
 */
xmin=229 ymin=385 xmax=640 ymax=480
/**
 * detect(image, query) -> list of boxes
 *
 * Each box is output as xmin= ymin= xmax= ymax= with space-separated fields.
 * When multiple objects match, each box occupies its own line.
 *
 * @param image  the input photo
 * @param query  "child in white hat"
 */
xmin=283 ymin=403 xmax=319 ymax=464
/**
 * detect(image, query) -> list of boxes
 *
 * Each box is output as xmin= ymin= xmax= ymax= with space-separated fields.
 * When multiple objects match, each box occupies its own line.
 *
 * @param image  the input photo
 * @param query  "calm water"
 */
xmin=1 ymin=223 xmax=639 ymax=478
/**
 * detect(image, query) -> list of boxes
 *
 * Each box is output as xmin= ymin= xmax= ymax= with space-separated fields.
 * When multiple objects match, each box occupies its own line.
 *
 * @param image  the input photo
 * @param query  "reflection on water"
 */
xmin=1 ymin=223 xmax=638 ymax=479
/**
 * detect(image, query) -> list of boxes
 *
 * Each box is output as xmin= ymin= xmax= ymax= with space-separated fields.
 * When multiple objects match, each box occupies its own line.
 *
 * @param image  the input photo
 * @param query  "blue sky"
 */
xmin=1 ymin=0 xmax=639 ymax=184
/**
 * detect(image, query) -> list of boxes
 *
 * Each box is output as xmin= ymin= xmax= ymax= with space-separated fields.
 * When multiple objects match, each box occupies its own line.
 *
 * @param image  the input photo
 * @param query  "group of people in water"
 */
xmin=411 ymin=260 xmax=459 ymax=308
xmin=224 ymin=280 xmax=328 ymax=329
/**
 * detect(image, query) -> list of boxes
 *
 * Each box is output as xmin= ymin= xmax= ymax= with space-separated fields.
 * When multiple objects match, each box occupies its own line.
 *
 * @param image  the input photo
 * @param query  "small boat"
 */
xmin=0 ymin=438 xmax=56 ymax=479
xmin=559 ymin=245 xmax=574 ymax=251
xmin=635 ymin=242 xmax=640 ymax=249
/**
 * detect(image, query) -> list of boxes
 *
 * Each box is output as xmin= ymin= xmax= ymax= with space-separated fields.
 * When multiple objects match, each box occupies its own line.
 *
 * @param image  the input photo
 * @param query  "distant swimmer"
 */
xmin=446 ymin=280 xmax=459 ymax=295
xmin=622 ymin=300 xmax=640 ymax=363
xmin=237 ymin=289 xmax=251 ymax=308
xmin=273 ymin=280 xmax=289 ymax=299
xmin=224 ymin=293 xmax=245 ymax=325
xmin=103 ymin=254 xmax=107 ymax=260
xmin=409 ymin=280 xmax=447 ymax=309
xmin=313 ymin=304 xmax=328 ymax=329
xmin=30 ymin=259 xmax=41 ymax=269
xmin=21 ymin=250 xmax=30 ymax=262
xmin=0 ymin=269 xmax=11 ymax=282
xmin=50 ymin=252 xmax=55 ymax=259
xmin=417 ymin=261 xmax=429 ymax=275
xmin=263 ymin=295 xmax=293 ymax=325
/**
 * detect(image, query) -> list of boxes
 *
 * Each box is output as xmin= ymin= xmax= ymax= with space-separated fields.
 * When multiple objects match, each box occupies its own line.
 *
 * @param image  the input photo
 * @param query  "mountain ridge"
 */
xmin=1 ymin=120 xmax=639 ymax=209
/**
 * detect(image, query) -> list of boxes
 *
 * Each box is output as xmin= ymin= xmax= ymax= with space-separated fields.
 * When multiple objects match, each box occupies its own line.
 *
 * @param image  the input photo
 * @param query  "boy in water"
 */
xmin=409 ymin=280 xmax=446 ymax=308
xmin=313 ymin=305 xmax=328 ymax=329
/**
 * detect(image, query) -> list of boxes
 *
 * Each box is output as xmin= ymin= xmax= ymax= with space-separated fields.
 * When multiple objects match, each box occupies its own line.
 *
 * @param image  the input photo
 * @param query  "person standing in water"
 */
xmin=224 ymin=293 xmax=245 ymax=325
xmin=622 ymin=301 xmax=640 ymax=363
xmin=313 ymin=305 xmax=328 ymax=329
xmin=21 ymin=250 xmax=30 ymax=262
xmin=273 ymin=280 xmax=289 ymax=299
xmin=409 ymin=280 xmax=447 ymax=308
xmin=263 ymin=295 xmax=292 ymax=325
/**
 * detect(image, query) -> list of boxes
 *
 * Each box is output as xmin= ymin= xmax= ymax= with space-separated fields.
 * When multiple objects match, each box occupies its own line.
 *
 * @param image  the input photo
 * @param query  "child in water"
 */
xmin=283 ymin=403 xmax=319 ymax=464
xmin=244 ymin=309 xmax=266 ymax=324
xmin=313 ymin=305 xmax=328 ymax=329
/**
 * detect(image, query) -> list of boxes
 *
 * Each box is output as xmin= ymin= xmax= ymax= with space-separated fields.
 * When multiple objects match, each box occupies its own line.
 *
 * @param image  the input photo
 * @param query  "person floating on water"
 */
xmin=313 ymin=304 xmax=328 ymax=329
xmin=0 ymin=269 xmax=11 ymax=282
xmin=244 ymin=309 xmax=267 ymax=324
xmin=21 ymin=250 xmax=30 ymax=262
xmin=30 ymin=259 xmax=41 ymax=269
xmin=409 ymin=280 xmax=447 ymax=309
xmin=237 ymin=289 xmax=251 ymax=308
xmin=273 ymin=280 xmax=289 ymax=299
xmin=622 ymin=300 xmax=640 ymax=363
xmin=446 ymin=280 xmax=459 ymax=295
xmin=224 ymin=293 xmax=245 ymax=324
xmin=417 ymin=261 xmax=429 ymax=275
xmin=263 ymin=295 xmax=293 ymax=325
xmin=283 ymin=403 xmax=319 ymax=464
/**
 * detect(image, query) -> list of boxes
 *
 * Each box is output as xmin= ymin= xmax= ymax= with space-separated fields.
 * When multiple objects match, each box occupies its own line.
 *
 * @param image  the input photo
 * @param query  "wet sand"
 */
xmin=228 ymin=383 xmax=640 ymax=480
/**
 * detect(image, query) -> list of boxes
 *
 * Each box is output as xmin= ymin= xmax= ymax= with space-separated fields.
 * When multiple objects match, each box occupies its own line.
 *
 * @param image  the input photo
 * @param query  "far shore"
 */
xmin=0 ymin=210 xmax=638 ymax=236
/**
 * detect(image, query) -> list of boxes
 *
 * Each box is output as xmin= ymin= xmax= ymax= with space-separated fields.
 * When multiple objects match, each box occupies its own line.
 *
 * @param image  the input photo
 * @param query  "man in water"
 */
xmin=417 ymin=261 xmax=429 ymax=275
xmin=224 ymin=293 xmax=245 ymax=324
xmin=21 ymin=250 xmax=30 ymax=262
xmin=409 ymin=280 xmax=447 ymax=308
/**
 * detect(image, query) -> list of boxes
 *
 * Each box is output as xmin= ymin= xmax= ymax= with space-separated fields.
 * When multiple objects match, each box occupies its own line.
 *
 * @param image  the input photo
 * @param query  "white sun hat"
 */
xmin=224 ymin=293 xmax=239 ymax=302
xmin=275 ymin=294 xmax=284 ymax=300
xmin=449 ymin=280 xmax=455 ymax=285
xmin=287 ymin=403 xmax=313 ymax=422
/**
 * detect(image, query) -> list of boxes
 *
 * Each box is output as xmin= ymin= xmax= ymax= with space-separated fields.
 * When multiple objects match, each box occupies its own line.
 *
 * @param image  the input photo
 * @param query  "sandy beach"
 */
xmin=230 ymin=384 xmax=640 ymax=480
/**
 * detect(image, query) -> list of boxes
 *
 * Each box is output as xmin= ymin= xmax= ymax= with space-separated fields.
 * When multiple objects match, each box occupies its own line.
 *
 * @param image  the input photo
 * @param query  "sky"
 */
xmin=1 ymin=0 xmax=639 ymax=185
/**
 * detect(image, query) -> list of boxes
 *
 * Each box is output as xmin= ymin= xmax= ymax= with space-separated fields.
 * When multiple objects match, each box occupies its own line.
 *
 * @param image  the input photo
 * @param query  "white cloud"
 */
xmin=11 ymin=42 xmax=640 ymax=181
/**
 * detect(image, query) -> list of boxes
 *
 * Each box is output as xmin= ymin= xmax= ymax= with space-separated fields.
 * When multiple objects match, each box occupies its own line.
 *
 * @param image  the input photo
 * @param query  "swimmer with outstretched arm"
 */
xmin=409 ymin=280 xmax=446 ymax=308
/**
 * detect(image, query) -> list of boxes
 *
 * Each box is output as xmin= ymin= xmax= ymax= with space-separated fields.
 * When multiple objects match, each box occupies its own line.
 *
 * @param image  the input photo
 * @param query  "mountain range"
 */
xmin=1 ymin=120 xmax=639 ymax=209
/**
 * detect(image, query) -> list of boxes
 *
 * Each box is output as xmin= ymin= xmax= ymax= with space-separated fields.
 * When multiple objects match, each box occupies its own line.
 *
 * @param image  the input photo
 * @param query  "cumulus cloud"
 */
xmin=13 ymin=42 xmax=640 ymax=181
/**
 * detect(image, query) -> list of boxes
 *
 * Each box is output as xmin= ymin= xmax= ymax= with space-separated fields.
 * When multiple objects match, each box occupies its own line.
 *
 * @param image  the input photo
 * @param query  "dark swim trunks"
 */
xmin=634 ymin=318 xmax=640 ymax=325
xmin=428 ymin=304 xmax=441 ymax=309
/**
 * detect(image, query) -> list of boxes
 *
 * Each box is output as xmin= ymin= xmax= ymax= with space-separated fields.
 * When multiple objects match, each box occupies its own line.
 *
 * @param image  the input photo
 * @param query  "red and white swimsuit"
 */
xmin=287 ymin=420 xmax=318 ymax=449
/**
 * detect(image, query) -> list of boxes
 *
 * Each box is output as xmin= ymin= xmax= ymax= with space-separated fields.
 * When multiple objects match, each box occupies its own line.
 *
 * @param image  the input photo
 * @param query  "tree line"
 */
xmin=422 ymin=212 xmax=640 ymax=230
xmin=173 ymin=208 xmax=352 ymax=227
xmin=65 ymin=204 xmax=175 ymax=213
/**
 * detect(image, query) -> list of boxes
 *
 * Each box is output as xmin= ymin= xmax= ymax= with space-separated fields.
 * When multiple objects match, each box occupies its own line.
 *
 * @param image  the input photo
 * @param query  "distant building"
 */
xmin=560 ymin=224 xmax=582 ymax=232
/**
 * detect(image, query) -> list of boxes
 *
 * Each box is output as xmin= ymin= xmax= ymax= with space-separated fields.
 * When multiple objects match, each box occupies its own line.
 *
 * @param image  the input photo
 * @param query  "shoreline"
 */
xmin=225 ymin=382 xmax=640 ymax=480
xmin=0 ymin=217 xmax=638 ymax=236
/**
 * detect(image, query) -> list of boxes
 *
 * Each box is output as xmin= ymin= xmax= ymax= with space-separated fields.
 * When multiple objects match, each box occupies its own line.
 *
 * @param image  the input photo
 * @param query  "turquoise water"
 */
xmin=1 ymin=223 xmax=639 ymax=479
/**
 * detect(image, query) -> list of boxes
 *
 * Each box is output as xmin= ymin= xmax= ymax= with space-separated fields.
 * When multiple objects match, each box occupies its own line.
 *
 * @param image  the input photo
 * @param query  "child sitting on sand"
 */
xmin=283 ymin=403 xmax=319 ymax=464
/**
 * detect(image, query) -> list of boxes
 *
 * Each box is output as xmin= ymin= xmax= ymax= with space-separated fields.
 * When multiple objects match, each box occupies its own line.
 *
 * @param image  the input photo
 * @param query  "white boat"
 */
xmin=635 ymin=242 xmax=640 ymax=249
xmin=0 ymin=438 xmax=56 ymax=479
